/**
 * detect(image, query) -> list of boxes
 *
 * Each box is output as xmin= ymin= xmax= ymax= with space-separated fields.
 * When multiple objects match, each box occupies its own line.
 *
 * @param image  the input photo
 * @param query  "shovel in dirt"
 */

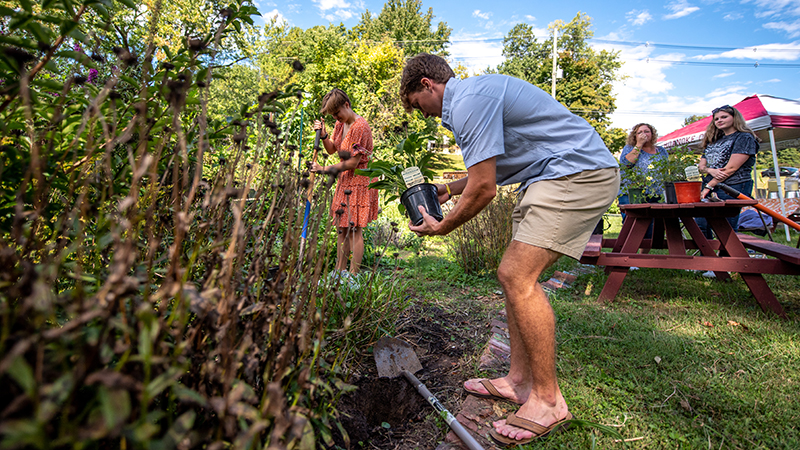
xmin=374 ymin=336 xmax=485 ymax=450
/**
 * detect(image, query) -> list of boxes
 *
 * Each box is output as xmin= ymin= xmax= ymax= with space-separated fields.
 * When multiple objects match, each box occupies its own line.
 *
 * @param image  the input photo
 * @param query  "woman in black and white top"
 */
xmin=696 ymin=104 xmax=760 ymax=237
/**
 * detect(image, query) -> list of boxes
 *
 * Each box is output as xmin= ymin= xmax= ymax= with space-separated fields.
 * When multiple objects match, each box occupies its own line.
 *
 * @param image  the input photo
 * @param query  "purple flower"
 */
xmin=73 ymin=43 xmax=83 ymax=53
xmin=87 ymin=68 xmax=98 ymax=83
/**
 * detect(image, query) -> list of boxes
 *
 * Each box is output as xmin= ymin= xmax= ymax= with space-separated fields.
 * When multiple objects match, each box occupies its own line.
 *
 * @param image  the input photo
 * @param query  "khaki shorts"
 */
xmin=512 ymin=167 xmax=620 ymax=260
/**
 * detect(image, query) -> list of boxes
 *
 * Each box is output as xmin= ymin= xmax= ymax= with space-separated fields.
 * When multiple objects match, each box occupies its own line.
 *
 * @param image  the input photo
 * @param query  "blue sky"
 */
xmin=254 ymin=0 xmax=800 ymax=137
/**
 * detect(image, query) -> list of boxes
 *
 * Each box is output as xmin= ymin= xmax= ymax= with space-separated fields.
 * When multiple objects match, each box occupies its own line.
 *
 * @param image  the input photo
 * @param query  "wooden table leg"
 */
xmin=652 ymin=217 xmax=665 ymax=250
xmin=664 ymin=217 xmax=685 ymax=255
xmin=708 ymin=217 xmax=787 ymax=318
xmin=606 ymin=216 xmax=634 ymax=274
xmin=598 ymin=217 xmax=650 ymax=302
xmin=680 ymin=216 xmax=732 ymax=281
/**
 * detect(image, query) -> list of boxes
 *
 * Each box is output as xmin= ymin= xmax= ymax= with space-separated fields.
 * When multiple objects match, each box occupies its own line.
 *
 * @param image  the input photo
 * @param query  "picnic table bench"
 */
xmin=580 ymin=200 xmax=799 ymax=318
xmin=737 ymin=233 xmax=800 ymax=265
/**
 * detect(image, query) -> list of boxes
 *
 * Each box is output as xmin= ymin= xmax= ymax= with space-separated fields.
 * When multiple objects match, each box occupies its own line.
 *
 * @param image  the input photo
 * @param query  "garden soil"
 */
xmin=330 ymin=269 xmax=592 ymax=449
xmin=331 ymin=300 xmax=502 ymax=449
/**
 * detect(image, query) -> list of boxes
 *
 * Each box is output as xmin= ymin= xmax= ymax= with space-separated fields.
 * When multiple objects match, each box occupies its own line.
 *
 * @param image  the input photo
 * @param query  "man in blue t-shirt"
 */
xmin=399 ymin=53 xmax=620 ymax=445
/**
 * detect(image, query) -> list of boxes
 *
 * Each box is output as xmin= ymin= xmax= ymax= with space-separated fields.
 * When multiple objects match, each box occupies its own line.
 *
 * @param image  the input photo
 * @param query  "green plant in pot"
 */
xmin=356 ymin=132 xmax=443 ymax=225
xmin=620 ymin=161 xmax=649 ymax=204
xmin=652 ymin=145 xmax=699 ymax=203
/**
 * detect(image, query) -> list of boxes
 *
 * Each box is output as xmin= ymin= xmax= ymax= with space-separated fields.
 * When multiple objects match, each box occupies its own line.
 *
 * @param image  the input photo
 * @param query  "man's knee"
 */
xmin=498 ymin=244 xmax=559 ymax=286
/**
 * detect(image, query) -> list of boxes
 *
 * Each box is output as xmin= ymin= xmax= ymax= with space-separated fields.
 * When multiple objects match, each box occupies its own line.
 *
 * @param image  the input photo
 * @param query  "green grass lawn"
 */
xmin=397 ymin=218 xmax=800 ymax=449
xmin=429 ymin=152 xmax=466 ymax=178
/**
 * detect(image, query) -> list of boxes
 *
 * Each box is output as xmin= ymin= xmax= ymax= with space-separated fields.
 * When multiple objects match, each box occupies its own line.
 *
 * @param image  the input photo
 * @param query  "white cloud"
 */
xmin=262 ymin=8 xmax=287 ymax=26
xmin=613 ymin=89 xmax=752 ymax=138
xmin=525 ymin=15 xmax=536 ymax=22
xmin=748 ymin=0 xmax=800 ymax=19
xmin=323 ymin=10 xmax=354 ymax=21
xmin=764 ymin=20 xmax=800 ymax=38
xmin=314 ymin=0 xmax=349 ymax=11
xmin=765 ymin=78 xmax=782 ymax=82
xmin=473 ymin=10 xmax=491 ymax=20
xmin=723 ymin=12 xmax=743 ymax=21
xmin=591 ymin=41 xmax=677 ymax=131
xmin=694 ymin=42 xmax=800 ymax=61
xmin=712 ymin=72 xmax=735 ymax=79
xmin=627 ymin=9 xmax=653 ymax=26
xmin=313 ymin=0 xmax=365 ymax=22
xmin=664 ymin=1 xmax=700 ymax=20
xmin=448 ymin=31 xmax=504 ymax=74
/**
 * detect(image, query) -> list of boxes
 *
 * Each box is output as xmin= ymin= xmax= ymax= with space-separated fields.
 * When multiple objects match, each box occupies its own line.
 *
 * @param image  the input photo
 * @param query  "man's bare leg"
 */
xmin=491 ymin=241 xmax=569 ymax=441
xmin=463 ymin=305 xmax=532 ymax=404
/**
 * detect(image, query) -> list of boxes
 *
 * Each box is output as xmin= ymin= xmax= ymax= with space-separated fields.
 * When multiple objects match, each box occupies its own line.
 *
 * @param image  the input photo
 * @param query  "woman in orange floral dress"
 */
xmin=311 ymin=89 xmax=379 ymax=274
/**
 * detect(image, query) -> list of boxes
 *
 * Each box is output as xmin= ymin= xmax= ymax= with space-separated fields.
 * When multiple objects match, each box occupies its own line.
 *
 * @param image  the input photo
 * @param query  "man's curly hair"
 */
xmin=399 ymin=53 xmax=455 ymax=113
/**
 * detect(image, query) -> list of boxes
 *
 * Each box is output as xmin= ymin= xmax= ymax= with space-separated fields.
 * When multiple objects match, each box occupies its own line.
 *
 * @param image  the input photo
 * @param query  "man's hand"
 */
xmin=409 ymin=205 xmax=442 ymax=236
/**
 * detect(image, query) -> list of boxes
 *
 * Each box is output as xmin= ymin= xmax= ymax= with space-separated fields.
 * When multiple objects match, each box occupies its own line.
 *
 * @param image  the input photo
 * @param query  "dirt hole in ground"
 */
xmin=335 ymin=376 xmax=428 ymax=445
xmin=332 ymin=305 xmax=485 ymax=448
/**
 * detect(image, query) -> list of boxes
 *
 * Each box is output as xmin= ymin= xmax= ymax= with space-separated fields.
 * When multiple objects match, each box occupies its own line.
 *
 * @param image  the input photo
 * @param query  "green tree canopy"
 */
xmin=683 ymin=114 xmax=708 ymax=127
xmin=350 ymin=0 xmax=451 ymax=57
xmin=497 ymin=13 xmax=622 ymax=149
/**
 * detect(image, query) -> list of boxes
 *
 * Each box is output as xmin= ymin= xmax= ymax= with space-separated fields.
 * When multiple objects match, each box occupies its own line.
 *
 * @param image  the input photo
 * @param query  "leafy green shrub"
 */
xmin=356 ymin=131 xmax=435 ymax=215
xmin=445 ymin=187 xmax=516 ymax=275
xmin=0 ymin=2 xmax=408 ymax=448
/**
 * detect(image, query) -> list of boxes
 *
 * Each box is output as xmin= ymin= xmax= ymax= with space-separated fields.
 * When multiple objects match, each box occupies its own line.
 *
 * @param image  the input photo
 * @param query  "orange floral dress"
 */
xmin=329 ymin=116 xmax=379 ymax=228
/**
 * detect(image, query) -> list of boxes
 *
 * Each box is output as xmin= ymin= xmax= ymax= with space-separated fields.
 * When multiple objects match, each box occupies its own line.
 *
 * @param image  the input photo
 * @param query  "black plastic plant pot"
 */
xmin=664 ymin=181 xmax=678 ymax=204
xmin=401 ymin=183 xmax=443 ymax=226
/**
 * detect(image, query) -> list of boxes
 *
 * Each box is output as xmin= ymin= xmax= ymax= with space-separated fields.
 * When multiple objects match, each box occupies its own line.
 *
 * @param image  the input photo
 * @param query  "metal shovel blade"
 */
xmin=374 ymin=337 xmax=423 ymax=378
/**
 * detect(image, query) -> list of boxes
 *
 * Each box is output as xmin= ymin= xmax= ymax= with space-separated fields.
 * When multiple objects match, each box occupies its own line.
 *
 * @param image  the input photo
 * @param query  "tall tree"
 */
xmin=683 ymin=114 xmax=707 ymax=126
xmin=351 ymin=0 xmax=451 ymax=57
xmin=497 ymin=13 xmax=623 ymax=149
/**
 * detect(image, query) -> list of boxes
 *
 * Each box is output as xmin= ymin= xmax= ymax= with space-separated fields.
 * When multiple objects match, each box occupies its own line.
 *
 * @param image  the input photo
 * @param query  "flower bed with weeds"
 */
xmin=0 ymin=2 xmax=407 ymax=448
xmin=445 ymin=187 xmax=516 ymax=276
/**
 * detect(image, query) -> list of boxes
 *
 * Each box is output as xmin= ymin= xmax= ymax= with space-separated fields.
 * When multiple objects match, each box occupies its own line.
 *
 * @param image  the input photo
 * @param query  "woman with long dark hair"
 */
xmin=696 ymin=105 xmax=760 ymax=238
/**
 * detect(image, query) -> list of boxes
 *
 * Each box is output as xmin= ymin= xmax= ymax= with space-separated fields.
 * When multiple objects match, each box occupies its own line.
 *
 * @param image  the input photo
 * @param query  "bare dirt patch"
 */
xmin=333 ymin=302 xmax=494 ymax=449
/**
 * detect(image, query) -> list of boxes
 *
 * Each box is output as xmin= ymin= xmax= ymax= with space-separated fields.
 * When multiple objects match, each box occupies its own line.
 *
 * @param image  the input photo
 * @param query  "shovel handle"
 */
xmin=718 ymin=183 xmax=800 ymax=232
xmin=402 ymin=370 xmax=485 ymax=450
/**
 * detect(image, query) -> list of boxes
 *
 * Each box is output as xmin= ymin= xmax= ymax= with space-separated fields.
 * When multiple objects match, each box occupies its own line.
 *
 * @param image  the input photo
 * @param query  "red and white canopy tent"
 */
xmin=657 ymin=94 xmax=800 ymax=239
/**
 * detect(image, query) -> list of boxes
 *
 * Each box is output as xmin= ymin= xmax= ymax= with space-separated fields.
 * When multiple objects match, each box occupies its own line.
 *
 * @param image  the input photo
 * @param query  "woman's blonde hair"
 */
xmin=320 ymin=88 xmax=351 ymax=115
xmin=701 ymin=105 xmax=760 ymax=148
xmin=625 ymin=123 xmax=658 ymax=147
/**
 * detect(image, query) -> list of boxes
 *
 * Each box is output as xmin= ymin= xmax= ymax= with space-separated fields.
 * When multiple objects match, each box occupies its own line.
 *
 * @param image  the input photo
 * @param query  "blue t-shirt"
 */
xmin=618 ymin=145 xmax=669 ymax=196
xmin=701 ymin=131 xmax=758 ymax=185
xmin=440 ymin=75 xmax=619 ymax=190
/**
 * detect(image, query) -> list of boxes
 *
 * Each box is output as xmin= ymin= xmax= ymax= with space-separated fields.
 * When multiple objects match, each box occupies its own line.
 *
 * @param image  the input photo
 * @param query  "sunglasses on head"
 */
xmin=712 ymin=105 xmax=733 ymax=114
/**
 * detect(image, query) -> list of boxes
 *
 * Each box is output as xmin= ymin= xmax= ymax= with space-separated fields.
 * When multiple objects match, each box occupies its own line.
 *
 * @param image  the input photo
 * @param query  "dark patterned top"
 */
xmin=702 ymin=131 xmax=759 ymax=185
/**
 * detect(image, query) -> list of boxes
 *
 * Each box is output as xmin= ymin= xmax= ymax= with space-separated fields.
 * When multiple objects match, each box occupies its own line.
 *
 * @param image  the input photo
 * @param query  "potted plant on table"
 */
xmin=356 ymin=132 xmax=443 ymax=225
xmin=620 ymin=161 xmax=649 ymax=204
xmin=652 ymin=145 xmax=700 ymax=203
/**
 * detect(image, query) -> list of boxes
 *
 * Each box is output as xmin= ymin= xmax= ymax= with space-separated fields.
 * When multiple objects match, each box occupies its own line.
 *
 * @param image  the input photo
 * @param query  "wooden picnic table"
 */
xmin=580 ymin=199 xmax=800 ymax=318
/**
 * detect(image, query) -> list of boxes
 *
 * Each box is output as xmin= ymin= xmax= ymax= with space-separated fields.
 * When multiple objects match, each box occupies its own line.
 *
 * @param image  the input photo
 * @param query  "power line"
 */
xmin=276 ymin=35 xmax=800 ymax=55
xmin=589 ymin=38 xmax=800 ymax=53
xmin=630 ymin=59 xmax=800 ymax=68
xmin=448 ymin=54 xmax=800 ymax=68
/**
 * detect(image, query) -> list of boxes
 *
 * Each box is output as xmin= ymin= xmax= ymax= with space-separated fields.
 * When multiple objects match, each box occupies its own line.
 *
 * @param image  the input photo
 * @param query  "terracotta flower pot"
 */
xmin=674 ymin=181 xmax=702 ymax=203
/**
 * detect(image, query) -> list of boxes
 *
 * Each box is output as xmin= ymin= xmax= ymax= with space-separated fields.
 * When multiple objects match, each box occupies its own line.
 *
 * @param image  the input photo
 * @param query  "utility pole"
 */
xmin=551 ymin=27 xmax=558 ymax=99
